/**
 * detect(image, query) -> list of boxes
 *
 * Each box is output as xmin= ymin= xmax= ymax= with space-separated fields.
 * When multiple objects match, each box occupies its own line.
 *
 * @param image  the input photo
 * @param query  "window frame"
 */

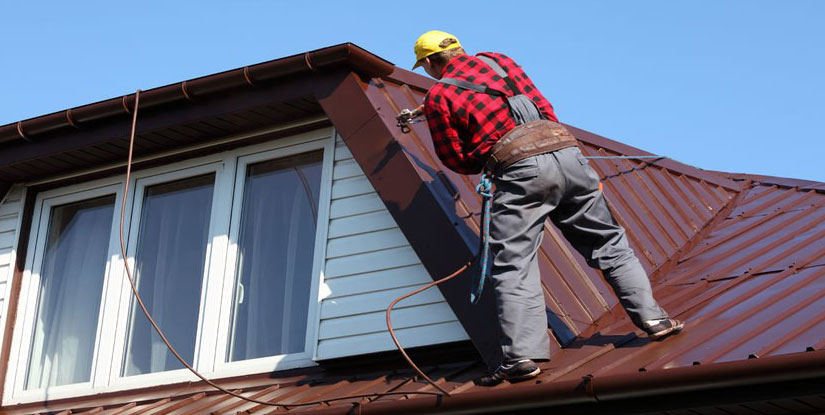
xmin=212 ymin=141 xmax=330 ymax=377
xmin=108 ymin=161 xmax=225 ymax=390
xmin=8 ymin=182 xmax=126 ymax=400
xmin=4 ymin=128 xmax=335 ymax=404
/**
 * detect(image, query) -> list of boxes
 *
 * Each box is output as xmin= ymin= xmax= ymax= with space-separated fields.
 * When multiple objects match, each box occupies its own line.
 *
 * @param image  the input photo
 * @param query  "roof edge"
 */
xmin=384 ymin=67 xmax=436 ymax=92
xmin=300 ymin=349 xmax=825 ymax=414
xmin=0 ymin=43 xmax=394 ymax=145
xmin=716 ymin=172 xmax=825 ymax=193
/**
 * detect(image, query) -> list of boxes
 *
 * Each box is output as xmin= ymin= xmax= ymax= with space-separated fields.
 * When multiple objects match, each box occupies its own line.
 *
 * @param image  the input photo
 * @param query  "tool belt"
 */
xmin=484 ymin=120 xmax=579 ymax=173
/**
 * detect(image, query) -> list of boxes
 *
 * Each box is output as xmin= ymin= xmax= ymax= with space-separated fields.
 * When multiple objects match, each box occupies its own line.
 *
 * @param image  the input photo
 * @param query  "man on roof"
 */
xmin=412 ymin=30 xmax=684 ymax=386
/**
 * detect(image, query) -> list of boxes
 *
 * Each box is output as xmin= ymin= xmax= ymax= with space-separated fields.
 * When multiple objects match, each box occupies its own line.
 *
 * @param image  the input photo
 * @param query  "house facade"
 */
xmin=0 ymin=44 xmax=823 ymax=414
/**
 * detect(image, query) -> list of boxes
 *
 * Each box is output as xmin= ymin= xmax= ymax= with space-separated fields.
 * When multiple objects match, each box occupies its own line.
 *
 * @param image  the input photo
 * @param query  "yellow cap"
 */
xmin=412 ymin=30 xmax=462 ymax=69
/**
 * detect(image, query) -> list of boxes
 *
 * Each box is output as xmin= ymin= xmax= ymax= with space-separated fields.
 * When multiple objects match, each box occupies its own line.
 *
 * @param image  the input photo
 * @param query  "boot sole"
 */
xmin=475 ymin=366 xmax=542 ymax=386
xmin=649 ymin=321 xmax=685 ymax=340
xmin=507 ymin=367 xmax=541 ymax=382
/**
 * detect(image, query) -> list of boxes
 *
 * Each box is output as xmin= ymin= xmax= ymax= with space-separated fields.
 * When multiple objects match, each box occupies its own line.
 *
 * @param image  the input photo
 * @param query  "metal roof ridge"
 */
xmin=723 ymin=172 xmax=825 ymax=193
xmin=648 ymin=180 xmax=753 ymax=284
xmin=566 ymin=125 xmax=744 ymax=192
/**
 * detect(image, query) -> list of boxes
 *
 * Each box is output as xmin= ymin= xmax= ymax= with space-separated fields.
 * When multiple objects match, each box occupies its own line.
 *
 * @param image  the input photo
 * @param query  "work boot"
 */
xmin=474 ymin=359 xmax=541 ymax=386
xmin=644 ymin=317 xmax=684 ymax=340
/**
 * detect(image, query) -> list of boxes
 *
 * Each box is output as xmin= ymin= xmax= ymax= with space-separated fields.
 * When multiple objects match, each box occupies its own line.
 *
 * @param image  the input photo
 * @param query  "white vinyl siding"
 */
xmin=0 ymin=186 xmax=25 ymax=358
xmin=315 ymin=136 xmax=468 ymax=359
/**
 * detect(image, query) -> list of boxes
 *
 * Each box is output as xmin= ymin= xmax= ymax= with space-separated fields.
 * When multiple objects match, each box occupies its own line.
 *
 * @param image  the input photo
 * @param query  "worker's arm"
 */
xmin=424 ymin=92 xmax=482 ymax=175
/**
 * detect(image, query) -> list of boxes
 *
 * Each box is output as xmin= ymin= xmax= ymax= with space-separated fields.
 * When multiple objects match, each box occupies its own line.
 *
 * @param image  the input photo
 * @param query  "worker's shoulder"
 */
xmin=476 ymin=51 xmax=508 ymax=59
xmin=476 ymin=52 xmax=517 ymax=64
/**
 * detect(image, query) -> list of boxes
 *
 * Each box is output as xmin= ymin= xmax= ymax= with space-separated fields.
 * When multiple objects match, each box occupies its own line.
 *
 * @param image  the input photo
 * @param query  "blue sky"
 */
xmin=2 ymin=1 xmax=823 ymax=181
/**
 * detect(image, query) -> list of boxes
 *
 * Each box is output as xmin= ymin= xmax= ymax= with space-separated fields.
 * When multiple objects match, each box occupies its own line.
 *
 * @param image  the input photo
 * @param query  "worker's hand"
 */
xmin=396 ymin=105 xmax=424 ymax=122
xmin=396 ymin=105 xmax=425 ymax=133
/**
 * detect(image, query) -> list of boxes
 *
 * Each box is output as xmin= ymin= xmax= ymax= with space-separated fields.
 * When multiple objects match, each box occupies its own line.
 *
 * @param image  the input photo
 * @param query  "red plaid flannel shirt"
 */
xmin=424 ymin=52 xmax=559 ymax=174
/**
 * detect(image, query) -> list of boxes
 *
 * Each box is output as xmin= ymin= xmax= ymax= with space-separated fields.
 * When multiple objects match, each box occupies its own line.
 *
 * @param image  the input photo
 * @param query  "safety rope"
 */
xmin=584 ymin=155 xmax=667 ymax=160
xmin=120 ymin=96 xmax=669 ymax=408
xmin=472 ymin=174 xmax=493 ymax=304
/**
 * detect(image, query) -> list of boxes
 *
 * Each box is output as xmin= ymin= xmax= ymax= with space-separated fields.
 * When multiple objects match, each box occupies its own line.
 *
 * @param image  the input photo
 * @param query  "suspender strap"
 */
xmin=440 ymin=56 xmax=522 ymax=97
xmin=437 ymin=54 xmax=546 ymax=127
xmin=438 ymin=77 xmax=506 ymax=96
xmin=477 ymin=56 xmax=522 ymax=96
xmin=477 ymin=56 xmax=507 ymax=77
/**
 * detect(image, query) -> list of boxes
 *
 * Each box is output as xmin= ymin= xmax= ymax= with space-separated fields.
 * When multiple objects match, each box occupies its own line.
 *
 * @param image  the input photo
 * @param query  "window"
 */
xmin=26 ymin=195 xmax=115 ymax=389
xmin=6 ymin=130 xmax=333 ymax=403
xmin=227 ymin=151 xmax=323 ymax=361
xmin=123 ymin=174 xmax=216 ymax=376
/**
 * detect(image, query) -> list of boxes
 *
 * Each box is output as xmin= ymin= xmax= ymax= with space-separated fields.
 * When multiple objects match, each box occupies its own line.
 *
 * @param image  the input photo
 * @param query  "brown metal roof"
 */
xmin=1 ymin=46 xmax=825 ymax=414
xmin=0 ymin=43 xmax=393 ymax=185
xmin=331 ymin=71 xmax=746 ymax=350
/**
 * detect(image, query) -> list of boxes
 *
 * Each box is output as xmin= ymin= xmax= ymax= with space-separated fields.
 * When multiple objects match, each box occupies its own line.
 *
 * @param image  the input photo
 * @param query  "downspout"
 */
xmin=299 ymin=349 xmax=825 ymax=415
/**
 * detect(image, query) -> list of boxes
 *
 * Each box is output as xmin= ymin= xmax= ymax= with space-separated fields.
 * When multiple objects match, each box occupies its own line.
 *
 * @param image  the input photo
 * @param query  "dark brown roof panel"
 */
xmin=376 ymin=72 xmax=743 ymax=341
xmin=665 ymin=185 xmax=825 ymax=285
xmin=549 ymin=183 xmax=825 ymax=377
xmin=3 ymin=47 xmax=825 ymax=415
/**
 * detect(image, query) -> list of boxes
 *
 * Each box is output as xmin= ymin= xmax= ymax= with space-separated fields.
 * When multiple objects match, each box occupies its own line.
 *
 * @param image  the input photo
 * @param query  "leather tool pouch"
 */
xmin=485 ymin=120 xmax=579 ymax=173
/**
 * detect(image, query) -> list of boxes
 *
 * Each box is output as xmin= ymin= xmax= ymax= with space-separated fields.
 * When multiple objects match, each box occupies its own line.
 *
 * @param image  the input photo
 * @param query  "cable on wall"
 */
xmin=118 ymin=90 xmax=460 ymax=410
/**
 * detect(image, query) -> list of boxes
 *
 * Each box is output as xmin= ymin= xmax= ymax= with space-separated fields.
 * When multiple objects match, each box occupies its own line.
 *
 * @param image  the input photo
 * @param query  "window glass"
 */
xmin=228 ymin=151 xmax=323 ymax=361
xmin=123 ymin=174 xmax=215 ymax=376
xmin=26 ymin=195 xmax=115 ymax=389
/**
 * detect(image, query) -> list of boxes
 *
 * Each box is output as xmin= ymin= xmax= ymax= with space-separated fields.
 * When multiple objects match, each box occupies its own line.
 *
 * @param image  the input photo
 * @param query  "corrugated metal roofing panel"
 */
xmin=367 ymin=75 xmax=741 ymax=340
xmin=6 ymin=173 xmax=824 ymax=415
xmin=666 ymin=185 xmax=825 ymax=285
xmin=3 ymin=51 xmax=824 ymax=415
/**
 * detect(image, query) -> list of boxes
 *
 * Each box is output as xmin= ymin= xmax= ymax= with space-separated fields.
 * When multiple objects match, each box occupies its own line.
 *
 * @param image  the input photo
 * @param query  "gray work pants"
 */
xmin=489 ymin=146 xmax=667 ymax=362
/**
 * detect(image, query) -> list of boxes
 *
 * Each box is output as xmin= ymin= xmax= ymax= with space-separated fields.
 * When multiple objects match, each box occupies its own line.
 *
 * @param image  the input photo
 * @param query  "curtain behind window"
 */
xmin=26 ymin=195 xmax=115 ymax=389
xmin=228 ymin=151 xmax=323 ymax=361
xmin=123 ymin=174 xmax=214 ymax=376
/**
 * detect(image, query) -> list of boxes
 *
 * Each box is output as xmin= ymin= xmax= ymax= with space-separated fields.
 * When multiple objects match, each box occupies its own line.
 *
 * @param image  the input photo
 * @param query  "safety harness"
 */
xmin=440 ymin=55 xmax=546 ymax=304
xmin=439 ymin=55 xmax=547 ymax=126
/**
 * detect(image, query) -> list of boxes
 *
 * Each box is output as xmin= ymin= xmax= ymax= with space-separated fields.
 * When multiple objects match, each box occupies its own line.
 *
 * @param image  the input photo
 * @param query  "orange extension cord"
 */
xmin=118 ymin=90 xmax=465 ymax=409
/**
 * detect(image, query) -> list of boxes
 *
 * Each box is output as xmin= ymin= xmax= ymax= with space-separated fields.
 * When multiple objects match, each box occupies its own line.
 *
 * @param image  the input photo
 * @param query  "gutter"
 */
xmin=0 ymin=43 xmax=394 ymax=145
xmin=300 ymin=349 xmax=825 ymax=415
